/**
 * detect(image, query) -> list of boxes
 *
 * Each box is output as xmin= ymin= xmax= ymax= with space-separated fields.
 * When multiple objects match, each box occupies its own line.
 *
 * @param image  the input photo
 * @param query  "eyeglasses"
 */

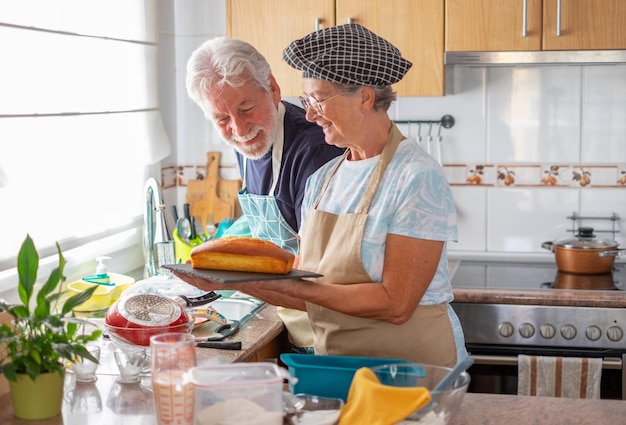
xmin=299 ymin=92 xmax=344 ymax=116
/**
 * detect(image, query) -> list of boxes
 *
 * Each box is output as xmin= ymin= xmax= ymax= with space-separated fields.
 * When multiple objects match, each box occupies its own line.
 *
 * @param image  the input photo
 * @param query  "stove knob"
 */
xmin=585 ymin=325 xmax=602 ymax=341
xmin=519 ymin=323 xmax=535 ymax=338
xmin=540 ymin=324 xmax=556 ymax=339
xmin=607 ymin=326 xmax=624 ymax=342
xmin=498 ymin=322 xmax=514 ymax=338
xmin=561 ymin=324 xmax=577 ymax=340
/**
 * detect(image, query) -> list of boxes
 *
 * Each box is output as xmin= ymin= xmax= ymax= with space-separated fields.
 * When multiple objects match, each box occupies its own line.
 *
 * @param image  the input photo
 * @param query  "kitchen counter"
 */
xmin=451 ymin=393 xmax=626 ymax=424
xmin=452 ymin=286 xmax=626 ymax=308
xmin=0 ymin=303 xmax=288 ymax=424
xmin=3 ymin=377 xmax=625 ymax=424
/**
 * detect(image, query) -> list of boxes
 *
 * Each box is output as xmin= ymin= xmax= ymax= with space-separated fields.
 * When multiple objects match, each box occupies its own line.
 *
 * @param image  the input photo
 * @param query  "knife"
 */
xmin=197 ymin=341 xmax=242 ymax=350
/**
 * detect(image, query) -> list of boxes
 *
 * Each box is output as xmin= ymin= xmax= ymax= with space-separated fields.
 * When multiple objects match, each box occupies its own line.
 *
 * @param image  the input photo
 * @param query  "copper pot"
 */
xmin=552 ymin=271 xmax=616 ymax=290
xmin=541 ymin=227 xmax=622 ymax=275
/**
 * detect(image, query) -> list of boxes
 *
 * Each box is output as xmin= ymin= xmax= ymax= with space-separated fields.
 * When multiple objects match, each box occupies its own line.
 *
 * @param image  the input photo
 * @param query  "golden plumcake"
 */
xmin=190 ymin=237 xmax=295 ymax=274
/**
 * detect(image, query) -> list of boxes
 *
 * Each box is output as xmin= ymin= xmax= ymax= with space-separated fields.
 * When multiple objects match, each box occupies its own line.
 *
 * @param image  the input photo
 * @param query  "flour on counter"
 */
xmin=396 ymin=411 xmax=447 ymax=425
xmin=295 ymin=409 xmax=341 ymax=425
xmin=195 ymin=398 xmax=282 ymax=425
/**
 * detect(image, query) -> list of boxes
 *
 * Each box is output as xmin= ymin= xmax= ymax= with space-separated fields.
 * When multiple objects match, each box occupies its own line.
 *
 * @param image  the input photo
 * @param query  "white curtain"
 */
xmin=0 ymin=0 xmax=170 ymax=271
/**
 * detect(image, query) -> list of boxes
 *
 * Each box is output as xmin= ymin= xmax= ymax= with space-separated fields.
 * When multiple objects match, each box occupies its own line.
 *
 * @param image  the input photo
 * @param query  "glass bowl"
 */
xmin=104 ymin=315 xmax=194 ymax=347
xmin=289 ymin=393 xmax=344 ymax=425
xmin=369 ymin=363 xmax=470 ymax=424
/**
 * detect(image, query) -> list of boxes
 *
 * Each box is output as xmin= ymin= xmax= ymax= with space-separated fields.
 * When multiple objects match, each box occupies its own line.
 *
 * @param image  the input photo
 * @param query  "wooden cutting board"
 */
xmin=186 ymin=152 xmax=242 ymax=231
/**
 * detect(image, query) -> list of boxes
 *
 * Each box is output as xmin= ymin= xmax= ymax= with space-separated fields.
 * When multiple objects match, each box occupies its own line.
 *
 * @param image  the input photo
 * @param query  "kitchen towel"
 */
xmin=517 ymin=355 xmax=602 ymax=399
xmin=339 ymin=367 xmax=431 ymax=425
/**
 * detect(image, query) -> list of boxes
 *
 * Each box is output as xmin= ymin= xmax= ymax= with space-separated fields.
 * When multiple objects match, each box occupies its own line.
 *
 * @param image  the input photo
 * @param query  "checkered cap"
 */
xmin=282 ymin=23 xmax=412 ymax=86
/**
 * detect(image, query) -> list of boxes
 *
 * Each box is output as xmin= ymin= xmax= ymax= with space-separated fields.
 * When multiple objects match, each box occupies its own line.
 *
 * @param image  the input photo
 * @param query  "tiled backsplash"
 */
xmin=391 ymin=65 xmax=626 ymax=259
xmin=445 ymin=163 xmax=625 ymax=188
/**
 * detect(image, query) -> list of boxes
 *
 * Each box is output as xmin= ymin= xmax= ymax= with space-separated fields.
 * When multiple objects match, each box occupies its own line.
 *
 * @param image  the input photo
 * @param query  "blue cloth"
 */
xmin=214 ymin=217 xmax=239 ymax=238
xmin=235 ymin=101 xmax=345 ymax=234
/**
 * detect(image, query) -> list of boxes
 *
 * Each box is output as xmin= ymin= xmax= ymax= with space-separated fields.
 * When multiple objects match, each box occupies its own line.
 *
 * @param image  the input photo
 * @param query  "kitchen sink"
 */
xmin=208 ymin=292 xmax=265 ymax=323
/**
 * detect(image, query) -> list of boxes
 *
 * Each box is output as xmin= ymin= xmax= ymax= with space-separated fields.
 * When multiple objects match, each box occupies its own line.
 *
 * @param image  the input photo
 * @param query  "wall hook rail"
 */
xmin=394 ymin=114 xmax=455 ymax=129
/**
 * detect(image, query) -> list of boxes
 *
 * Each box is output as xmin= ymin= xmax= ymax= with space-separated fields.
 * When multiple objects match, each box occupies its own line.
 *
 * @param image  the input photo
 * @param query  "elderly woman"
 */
xmin=175 ymin=24 xmax=466 ymax=366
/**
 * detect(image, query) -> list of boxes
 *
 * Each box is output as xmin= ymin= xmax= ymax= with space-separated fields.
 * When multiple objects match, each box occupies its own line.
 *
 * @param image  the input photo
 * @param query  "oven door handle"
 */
xmin=470 ymin=354 xmax=623 ymax=369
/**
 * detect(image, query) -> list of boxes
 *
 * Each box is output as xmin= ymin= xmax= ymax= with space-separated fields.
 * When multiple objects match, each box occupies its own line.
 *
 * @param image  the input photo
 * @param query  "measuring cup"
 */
xmin=150 ymin=333 xmax=197 ymax=425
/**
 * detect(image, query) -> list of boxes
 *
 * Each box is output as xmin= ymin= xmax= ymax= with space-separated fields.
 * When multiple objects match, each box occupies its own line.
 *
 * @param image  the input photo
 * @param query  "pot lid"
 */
xmin=116 ymin=294 xmax=184 ymax=327
xmin=555 ymin=227 xmax=619 ymax=250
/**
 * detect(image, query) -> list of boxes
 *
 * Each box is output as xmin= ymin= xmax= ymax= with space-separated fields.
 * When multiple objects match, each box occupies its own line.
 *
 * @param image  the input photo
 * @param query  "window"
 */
xmin=0 ymin=0 xmax=170 ymax=293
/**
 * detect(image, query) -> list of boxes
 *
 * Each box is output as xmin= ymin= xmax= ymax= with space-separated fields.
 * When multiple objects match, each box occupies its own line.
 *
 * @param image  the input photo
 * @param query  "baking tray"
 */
xmin=162 ymin=263 xmax=322 ymax=283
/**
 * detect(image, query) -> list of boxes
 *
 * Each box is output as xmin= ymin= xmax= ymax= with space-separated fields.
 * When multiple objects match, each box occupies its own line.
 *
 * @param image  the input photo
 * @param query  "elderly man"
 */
xmin=186 ymin=38 xmax=345 ymax=353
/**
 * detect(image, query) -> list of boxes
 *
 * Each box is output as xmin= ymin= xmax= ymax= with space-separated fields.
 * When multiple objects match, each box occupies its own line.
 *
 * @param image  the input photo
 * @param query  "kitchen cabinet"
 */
xmin=227 ymin=0 xmax=334 ymax=97
xmin=227 ymin=0 xmax=445 ymax=97
xmin=446 ymin=0 xmax=626 ymax=51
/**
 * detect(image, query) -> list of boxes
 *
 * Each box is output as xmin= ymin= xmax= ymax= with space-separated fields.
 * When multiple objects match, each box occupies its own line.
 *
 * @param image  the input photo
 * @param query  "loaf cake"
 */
xmin=190 ymin=237 xmax=295 ymax=274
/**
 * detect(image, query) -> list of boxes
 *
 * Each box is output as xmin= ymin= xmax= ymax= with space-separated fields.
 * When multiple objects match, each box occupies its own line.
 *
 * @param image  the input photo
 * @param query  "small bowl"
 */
xmin=67 ymin=273 xmax=136 ymax=312
xmin=67 ymin=280 xmax=114 ymax=312
xmin=291 ymin=394 xmax=344 ymax=425
xmin=108 ymin=273 xmax=136 ymax=301
xmin=370 ymin=363 xmax=470 ymax=424
xmin=104 ymin=315 xmax=194 ymax=347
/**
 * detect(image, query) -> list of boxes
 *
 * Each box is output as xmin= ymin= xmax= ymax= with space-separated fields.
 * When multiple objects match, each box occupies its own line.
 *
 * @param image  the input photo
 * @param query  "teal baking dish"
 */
xmin=280 ymin=353 xmax=410 ymax=401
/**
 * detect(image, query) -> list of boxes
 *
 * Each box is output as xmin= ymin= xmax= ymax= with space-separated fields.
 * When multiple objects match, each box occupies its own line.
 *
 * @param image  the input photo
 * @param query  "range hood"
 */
xmin=445 ymin=50 xmax=626 ymax=66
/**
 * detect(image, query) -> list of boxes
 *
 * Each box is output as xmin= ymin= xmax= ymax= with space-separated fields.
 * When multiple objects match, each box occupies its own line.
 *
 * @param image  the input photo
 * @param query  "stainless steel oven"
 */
xmin=450 ymin=260 xmax=626 ymax=399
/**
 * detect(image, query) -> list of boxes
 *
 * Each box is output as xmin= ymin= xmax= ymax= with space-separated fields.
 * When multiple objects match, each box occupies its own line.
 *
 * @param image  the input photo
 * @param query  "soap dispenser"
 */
xmin=82 ymin=256 xmax=114 ymax=285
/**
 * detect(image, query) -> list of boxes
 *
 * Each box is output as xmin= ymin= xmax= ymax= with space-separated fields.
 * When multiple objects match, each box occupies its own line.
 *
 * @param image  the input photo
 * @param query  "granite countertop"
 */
xmin=450 ymin=393 xmax=626 ymax=424
xmin=452 ymin=286 xmax=626 ymax=308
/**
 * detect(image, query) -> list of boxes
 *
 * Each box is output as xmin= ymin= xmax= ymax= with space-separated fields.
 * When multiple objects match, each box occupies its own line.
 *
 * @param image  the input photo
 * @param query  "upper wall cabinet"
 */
xmin=542 ymin=0 xmax=626 ymax=50
xmin=336 ymin=0 xmax=444 ymax=97
xmin=227 ymin=0 xmax=334 ymax=97
xmin=228 ymin=0 xmax=445 ymax=97
xmin=446 ymin=0 xmax=626 ymax=51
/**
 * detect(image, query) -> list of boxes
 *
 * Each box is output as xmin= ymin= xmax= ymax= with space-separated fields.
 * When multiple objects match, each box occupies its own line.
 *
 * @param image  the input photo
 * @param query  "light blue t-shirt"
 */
xmin=301 ymin=138 xmax=467 ymax=360
xmin=302 ymin=138 xmax=457 ymax=303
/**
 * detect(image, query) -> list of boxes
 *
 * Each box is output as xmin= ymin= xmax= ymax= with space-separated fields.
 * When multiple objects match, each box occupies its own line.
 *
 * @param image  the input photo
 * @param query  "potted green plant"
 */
xmin=0 ymin=234 xmax=101 ymax=420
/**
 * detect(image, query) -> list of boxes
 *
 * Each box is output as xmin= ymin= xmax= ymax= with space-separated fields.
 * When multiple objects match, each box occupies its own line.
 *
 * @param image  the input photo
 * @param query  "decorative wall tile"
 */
xmin=581 ymin=65 xmax=626 ymax=163
xmin=486 ymin=66 xmax=582 ymax=164
xmin=619 ymin=166 xmax=626 ymax=186
xmin=450 ymin=187 xmax=487 ymax=252
xmin=161 ymin=165 xmax=177 ymax=189
xmin=581 ymin=190 xmax=626 ymax=247
xmin=487 ymin=188 xmax=580 ymax=253
xmin=391 ymin=67 xmax=486 ymax=164
xmin=444 ymin=163 xmax=625 ymax=189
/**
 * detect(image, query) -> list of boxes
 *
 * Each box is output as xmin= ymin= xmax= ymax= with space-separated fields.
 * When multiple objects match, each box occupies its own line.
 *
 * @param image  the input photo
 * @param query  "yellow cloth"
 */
xmin=339 ymin=367 xmax=431 ymax=425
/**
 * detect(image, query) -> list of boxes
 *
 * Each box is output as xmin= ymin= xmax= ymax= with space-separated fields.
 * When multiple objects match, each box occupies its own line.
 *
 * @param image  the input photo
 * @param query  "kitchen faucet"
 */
xmin=143 ymin=177 xmax=175 ymax=278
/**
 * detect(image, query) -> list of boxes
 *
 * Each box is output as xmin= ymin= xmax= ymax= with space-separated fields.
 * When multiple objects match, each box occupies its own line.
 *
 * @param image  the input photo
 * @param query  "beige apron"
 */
xmin=300 ymin=124 xmax=457 ymax=366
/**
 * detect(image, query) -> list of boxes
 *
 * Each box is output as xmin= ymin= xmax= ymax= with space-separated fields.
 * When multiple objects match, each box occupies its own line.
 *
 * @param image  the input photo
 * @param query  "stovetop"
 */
xmin=450 ymin=261 xmax=626 ymax=351
xmin=450 ymin=261 xmax=626 ymax=291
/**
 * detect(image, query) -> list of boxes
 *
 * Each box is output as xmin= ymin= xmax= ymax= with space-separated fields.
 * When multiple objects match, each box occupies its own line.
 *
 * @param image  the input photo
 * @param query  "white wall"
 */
xmin=158 ymin=1 xmax=626 ymax=262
